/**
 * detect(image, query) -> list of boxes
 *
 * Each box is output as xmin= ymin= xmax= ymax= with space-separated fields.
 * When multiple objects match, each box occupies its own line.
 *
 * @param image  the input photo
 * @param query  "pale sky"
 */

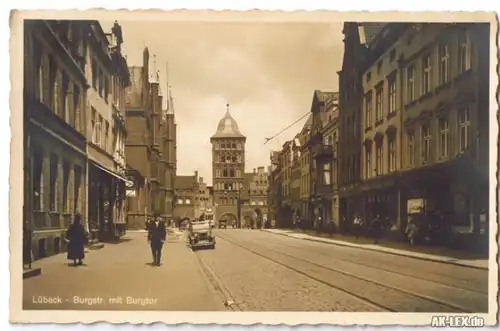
xmin=101 ymin=21 xmax=343 ymax=185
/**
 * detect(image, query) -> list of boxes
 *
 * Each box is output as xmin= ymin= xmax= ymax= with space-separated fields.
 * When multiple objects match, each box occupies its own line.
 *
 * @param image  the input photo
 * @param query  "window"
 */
xmin=32 ymin=149 xmax=43 ymax=211
xmin=365 ymin=146 xmax=371 ymax=179
xmin=104 ymin=76 xmax=109 ymax=102
xmin=332 ymin=159 xmax=337 ymax=185
xmin=98 ymin=69 xmax=104 ymax=97
xmin=422 ymin=54 xmax=432 ymax=95
xmin=229 ymin=169 xmax=235 ymax=177
xmin=375 ymin=85 xmax=384 ymax=122
xmin=222 ymin=169 xmax=228 ymax=177
xmin=375 ymin=143 xmax=383 ymax=176
xmin=74 ymin=165 xmax=81 ymax=213
xmin=221 ymin=142 xmax=226 ymax=149
xmin=388 ymin=76 xmax=396 ymax=114
xmin=406 ymin=65 xmax=415 ymax=102
xmin=62 ymin=160 xmax=70 ymax=212
xmin=177 ymin=199 xmax=183 ymax=205
xmin=53 ymin=70 xmax=62 ymax=116
xmin=422 ymin=124 xmax=431 ymax=163
xmin=390 ymin=49 xmax=396 ymax=62
xmin=458 ymin=30 xmax=471 ymax=73
xmin=439 ymin=117 xmax=450 ymax=158
xmin=237 ymin=143 xmax=242 ymax=150
xmin=231 ymin=155 xmax=237 ymax=163
xmin=458 ymin=106 xmax=471 ymax=151
xmin=377 ymin=61 xmax=383 ymax=74
xmin=237 ymin=154 xmax=242 ymax=163
xmin=364 ymin=91 xmax=372 ymax=128
xmin=73 ymin=84 xmax=80 ymax=131
xmin=236 ymin=169 xmax=241 ymax=177
xmin=104 ymin=121 xmax=109 ymax=152
xmin=438 ymin=43 xmax=450 ymax=85
xmin=61 ymin=72 xmax=69 ymax=122
xmin=49 ymin=153 xmax=58 ymax=212
xmin=220 ymin=155 xmax=225 ymax=163
xmin=231 ymin=143 xmax=236 ymax=149
xmin=323 ymin=163 xmax=331 ymax=185
xmin=91 ymin=58 xmax=97 ymax=88
xmin=388 ymin=138 xmax=396 ymax=172
xmin=407 ymin=132 xmax=415 ymax=166
xmin=366 ymin=72 xmax=371 ymax=83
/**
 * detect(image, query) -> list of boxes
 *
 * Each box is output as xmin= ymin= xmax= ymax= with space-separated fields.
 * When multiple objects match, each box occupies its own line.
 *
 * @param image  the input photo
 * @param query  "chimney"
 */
xmin=253 ymin=168 xmax=256 ymax=174
xmin=199 ymin=177 xmax=203 ymax=184
xmin=194 ymin=171 xmax=198 ymax=182
xmin=258 ymin=166 xmax=264 ymax=174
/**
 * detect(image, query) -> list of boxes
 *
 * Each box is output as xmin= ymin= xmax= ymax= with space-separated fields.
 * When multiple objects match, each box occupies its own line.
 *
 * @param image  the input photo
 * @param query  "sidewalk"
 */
xmin=261 ymin=229 xmax=489 ymax=270
xmin=23 ymin=232 xmax=225 ymax=311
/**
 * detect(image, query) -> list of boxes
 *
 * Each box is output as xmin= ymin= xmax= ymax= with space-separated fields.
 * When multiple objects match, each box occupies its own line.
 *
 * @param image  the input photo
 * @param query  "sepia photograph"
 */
xmin=9 ymin=10 xmax=498 ymax=325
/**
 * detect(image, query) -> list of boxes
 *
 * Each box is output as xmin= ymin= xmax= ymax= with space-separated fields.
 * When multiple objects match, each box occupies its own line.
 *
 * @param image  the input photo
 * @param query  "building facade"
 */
xmin=267 ymin=151 xmax=281 ymax=224
xmin=307 ymin=91 xmax=338 ymax=230
xmin=123 ymin=48 xmax=172 ymax=229
xmin=298 ymin=115 xmax=312 ymax=226
xmin=210 ymin=106 xmax=246 ymax=227
xmin=23 ymin=20 xmax=89 ymax=259
xmin=338 ymin=22 xmax=386 ymax=231
xmin=277 ymin=140 xmax=293 ymax=228
xmin=173 ymin=172 xmax=197 ymax=221
xmin=85 ymin=21 xmax=131 ymax=242
xmin=360 ymin=23 xmax=490 ymax=252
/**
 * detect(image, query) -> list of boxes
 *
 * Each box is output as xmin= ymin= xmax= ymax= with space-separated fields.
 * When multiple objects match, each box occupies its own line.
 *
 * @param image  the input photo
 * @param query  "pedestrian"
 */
xmin=148 ymin=213 xmax=166 ymax=266
xmin=65 ymin=213 xmax=87 ymax=266
xmin=353 ymin=213 xmax=363 ymax=239
xmin=370 ymin=214 xmax=382 ymax=244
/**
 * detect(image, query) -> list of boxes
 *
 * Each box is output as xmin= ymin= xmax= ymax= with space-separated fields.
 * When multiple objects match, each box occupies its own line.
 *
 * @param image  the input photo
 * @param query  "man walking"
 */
xmin=147 ymin=213 xmax=166 ymax=266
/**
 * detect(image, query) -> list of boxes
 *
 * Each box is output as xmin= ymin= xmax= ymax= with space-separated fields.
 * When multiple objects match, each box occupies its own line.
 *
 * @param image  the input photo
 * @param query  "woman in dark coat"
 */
xmin=66 ymin=214 xmax=87 ymax=266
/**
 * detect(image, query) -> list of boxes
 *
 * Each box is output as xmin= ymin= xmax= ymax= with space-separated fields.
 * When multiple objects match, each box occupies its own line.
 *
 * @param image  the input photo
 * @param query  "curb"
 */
xmin=23 ymin=267 xmax=41 ymax=279
xmin=261 ymin=230 xmax=488 ymax=270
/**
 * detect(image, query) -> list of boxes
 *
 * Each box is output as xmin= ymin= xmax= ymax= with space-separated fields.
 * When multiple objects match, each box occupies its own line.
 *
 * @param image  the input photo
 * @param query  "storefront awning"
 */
xmin=90 ymin=161 xmax=134 ymax=187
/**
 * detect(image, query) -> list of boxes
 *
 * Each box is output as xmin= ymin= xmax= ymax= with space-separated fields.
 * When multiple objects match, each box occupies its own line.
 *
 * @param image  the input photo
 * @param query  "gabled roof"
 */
xmin=175 ymin=175 xmax=195 ymax=190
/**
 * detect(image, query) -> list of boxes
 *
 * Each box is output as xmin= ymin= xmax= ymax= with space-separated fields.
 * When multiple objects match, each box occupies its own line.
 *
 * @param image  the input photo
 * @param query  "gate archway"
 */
xmin=220 ymin=213 xmax=238 ymax=228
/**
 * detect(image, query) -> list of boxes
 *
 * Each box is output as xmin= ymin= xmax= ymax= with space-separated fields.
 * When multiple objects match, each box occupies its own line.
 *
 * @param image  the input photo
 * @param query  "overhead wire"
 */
xmin=263 ymin=111 xmax=311 ymax=146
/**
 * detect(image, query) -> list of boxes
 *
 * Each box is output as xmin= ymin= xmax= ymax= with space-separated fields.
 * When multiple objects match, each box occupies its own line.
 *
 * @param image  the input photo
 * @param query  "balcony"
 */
xmin=314 ymin=144 xmax=334 ymax=160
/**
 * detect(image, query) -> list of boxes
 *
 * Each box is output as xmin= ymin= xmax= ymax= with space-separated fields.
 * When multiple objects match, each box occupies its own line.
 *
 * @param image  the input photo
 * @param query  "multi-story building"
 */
xmin=277 ymin=140 xmax=293 ymax=227
xmin=298 ymin=115 xmax=312 ymax=225
xmin=210 ymin=105 xmax=246 ymax=227
xmin=248 ymin=167 xmax=269 ymax=227
xmin=85 ymin=21 xmax=131 ymax=242
xmin=338 ymin=22 xmax=386 ymax=231
xmin=290 ymin=134 xmax=302 ymax=222
xmin=23 ymin=20 xmax=89 ymax=259
xmin=193 ymin=174 xmax=212 ymax=220
xmin=307 ymin=90 xmax=338 ymax=230
xmin=162 ymin=86 xmax=177 ymax=221
xmin=123 ymin=48 xmax=170 ymax=229
xmin=328 ymin=98 xmax=341 ymax=227
xmin=360 ymin=23 xmax=410 ymax=226
xmin=267 ymin=151 xmax=281 ymax=224
xmin=173 ymin=172 xmax=197 ymax=221
xmin=360 ymin=23 xmax=490 ymax=252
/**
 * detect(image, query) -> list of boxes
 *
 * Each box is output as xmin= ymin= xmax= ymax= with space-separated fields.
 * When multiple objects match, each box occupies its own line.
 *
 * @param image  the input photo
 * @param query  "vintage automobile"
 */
xmin=188 ymin=215 xmax=215 ymax=250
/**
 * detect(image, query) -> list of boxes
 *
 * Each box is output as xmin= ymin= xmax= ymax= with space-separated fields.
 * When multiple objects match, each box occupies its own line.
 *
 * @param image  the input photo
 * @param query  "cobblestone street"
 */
xmin=24 ymin=229 xmax=489 ymax=312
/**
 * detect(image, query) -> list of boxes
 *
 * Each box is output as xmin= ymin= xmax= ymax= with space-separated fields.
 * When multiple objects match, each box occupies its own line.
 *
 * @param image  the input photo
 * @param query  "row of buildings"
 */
xmin=23 ymin=20 xmax=178 ymax=261
xmin=268 ymin=22 xmax=490 ymax=252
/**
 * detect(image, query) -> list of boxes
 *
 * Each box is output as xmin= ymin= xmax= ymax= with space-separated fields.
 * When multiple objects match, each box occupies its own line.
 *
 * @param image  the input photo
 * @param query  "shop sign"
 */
xmin=407 ymin=198 xmax=425 ymax=214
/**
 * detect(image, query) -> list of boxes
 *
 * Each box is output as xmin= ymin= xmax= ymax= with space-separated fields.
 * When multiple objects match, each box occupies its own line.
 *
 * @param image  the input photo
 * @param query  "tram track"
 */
xmin=249 ymin=234 xmax=488 ymax=295
xmin=217 ymin=231 xmax=483 ymax=313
